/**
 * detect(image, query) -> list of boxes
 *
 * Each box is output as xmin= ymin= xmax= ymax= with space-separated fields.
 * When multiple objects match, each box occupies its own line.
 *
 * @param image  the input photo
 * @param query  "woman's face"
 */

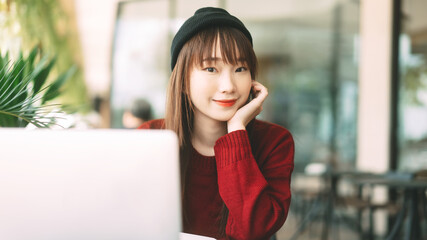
xmin=189 ymin=42 xmax=252 ymax=123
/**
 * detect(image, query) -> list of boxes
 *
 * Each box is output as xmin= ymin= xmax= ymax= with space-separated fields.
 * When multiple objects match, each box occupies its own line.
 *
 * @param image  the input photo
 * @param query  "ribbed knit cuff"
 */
xmin=214 ymin=130 xmax=252 ymax=168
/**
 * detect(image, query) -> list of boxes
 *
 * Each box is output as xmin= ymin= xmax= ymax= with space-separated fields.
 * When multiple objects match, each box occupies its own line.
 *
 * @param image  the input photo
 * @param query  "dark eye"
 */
xmin=204 ymin=67 xmax=216 ymax=72
xmin=236 ymin=67 xmax=247 ymax=72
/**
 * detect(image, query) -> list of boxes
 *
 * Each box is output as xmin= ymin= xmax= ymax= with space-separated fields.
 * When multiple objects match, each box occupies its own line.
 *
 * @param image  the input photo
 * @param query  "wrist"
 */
xmin=227 ymin=122 xmax=245 ymax=133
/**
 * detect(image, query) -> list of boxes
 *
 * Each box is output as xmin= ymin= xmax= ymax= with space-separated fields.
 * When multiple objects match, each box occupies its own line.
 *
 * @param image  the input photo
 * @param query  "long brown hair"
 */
xmin=165 ymin=26 xmax=258 ymax=237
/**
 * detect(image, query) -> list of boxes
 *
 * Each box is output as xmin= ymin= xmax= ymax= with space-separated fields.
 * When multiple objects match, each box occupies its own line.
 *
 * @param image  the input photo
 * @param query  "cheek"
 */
xmin=189 ymin=74 xmax=211 ymax=105
xmin=239 ymin=80 xmax=252 ymax=98
xmin=189 ymin=83 xmax=200 ymax=105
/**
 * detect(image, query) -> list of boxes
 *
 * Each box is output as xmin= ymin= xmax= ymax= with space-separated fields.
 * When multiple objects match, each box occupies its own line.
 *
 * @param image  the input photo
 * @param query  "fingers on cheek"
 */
xmin=254 ymin=85 xmax=262 ymax=91
xmin=262 ymin=88 xmax=268 ymax=97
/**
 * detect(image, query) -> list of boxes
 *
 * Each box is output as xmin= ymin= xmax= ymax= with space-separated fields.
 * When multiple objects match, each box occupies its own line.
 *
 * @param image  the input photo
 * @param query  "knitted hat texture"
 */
xmin=170 ymin=7 xmax=253 ymax=70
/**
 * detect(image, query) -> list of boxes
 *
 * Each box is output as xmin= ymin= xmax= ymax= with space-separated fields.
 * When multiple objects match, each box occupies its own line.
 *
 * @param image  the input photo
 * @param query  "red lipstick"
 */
xmin=214 ymin=99 xmax=237 ymax=107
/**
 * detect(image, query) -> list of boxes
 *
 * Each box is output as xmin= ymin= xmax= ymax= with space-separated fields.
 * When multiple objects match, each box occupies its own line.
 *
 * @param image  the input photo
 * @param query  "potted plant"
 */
xmin=0 ymin=46 xmax=76 ymax=128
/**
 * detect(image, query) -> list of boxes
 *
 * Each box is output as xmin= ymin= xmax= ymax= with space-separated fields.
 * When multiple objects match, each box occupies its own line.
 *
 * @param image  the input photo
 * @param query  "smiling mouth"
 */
xmin=213 ymin=99 xmax=237 ymax=107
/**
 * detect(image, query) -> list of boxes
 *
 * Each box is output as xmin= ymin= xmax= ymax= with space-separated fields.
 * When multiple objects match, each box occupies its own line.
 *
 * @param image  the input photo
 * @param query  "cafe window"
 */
xmin=397 ymin=0 xmax=427 ymax=171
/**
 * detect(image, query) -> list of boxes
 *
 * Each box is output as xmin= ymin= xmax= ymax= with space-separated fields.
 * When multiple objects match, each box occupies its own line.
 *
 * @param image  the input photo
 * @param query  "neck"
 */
xmin=192 ymin=113 xmax=227 ymax=156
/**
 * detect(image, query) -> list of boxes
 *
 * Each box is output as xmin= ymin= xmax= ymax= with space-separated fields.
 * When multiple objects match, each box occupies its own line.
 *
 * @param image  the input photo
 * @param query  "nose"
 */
xmin=218 ymin=71 xmax=235 ymax=93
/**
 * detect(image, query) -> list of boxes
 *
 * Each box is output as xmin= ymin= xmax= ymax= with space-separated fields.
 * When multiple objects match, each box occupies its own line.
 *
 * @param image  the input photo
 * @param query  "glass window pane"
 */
xmin=111 ymin=0 xmax=170 ymax=128
xmin=399 ymin=0 xmax=427 ymax=171
xmin=236 ymin=1 xmax=359 ymax=171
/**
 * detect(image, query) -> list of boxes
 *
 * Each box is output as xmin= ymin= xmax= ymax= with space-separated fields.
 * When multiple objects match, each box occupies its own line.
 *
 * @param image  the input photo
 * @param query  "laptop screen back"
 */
xmin=0 ymin=129 xmax=181 ymax=240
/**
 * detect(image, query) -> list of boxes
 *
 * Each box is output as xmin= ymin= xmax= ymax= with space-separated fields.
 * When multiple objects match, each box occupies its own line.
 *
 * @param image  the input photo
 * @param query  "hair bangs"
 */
xmin=190 ymin=27 xmax=258 ymax=79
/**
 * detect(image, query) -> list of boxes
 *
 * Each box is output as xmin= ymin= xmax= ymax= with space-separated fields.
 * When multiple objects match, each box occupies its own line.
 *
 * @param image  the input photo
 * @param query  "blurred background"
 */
xmin=1 ymin=0 xmax=426 ymax=239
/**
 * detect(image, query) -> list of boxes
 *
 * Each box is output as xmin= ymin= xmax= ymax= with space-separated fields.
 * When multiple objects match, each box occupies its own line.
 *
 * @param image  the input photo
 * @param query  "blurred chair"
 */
xmin=341 ymin=170 xmax=427 ymax=240
xmin=337 ymin=171 xmax=403 ymax=239
xmin=288 ymin=163 xmax=332 ymax=240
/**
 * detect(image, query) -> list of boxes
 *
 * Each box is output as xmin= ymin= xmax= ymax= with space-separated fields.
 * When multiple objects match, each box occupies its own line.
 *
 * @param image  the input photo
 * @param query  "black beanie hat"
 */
xmin=170 ymin=7 xmax=253 ymax=70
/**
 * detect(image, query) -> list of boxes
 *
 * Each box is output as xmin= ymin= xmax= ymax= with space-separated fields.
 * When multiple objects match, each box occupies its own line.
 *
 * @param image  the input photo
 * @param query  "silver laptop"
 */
xmin=0 ymin=129 xmax=181 ymax=240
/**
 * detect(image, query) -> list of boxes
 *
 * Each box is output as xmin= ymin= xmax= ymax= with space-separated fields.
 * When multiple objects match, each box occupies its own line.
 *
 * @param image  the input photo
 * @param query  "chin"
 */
xmin=212 ymin=112 xmax=236 ymax=122
xmin=217 ymin=117 xmax=233 ymax=122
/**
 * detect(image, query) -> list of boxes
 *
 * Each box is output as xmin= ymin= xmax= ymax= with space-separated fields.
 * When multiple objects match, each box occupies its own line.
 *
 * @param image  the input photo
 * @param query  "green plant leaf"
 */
xmin=42 ymin=65 xmax=77 ymax=104
xmin=23 ymin=46 xmax=39 ymax=78
xmin=0 ymin=62 xmax=28 ymax=107
xmin=0 ymin=61 xmax=12 ymax=89
xmin=32 ymin=56 xmax=56 ymax=96
xmin=10 ymin=57 xmax=25 ymax=90
xmin=27 ymin=46 xmax=39 ymax=67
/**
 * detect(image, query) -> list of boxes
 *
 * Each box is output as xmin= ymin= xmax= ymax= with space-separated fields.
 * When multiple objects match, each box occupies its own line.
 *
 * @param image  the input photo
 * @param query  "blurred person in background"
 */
xmin=122 ymin=98 xmax=153 ymax=129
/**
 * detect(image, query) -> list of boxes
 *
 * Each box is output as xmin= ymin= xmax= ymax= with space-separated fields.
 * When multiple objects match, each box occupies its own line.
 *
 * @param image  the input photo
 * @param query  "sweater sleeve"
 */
xmin=214 ymin=129 xmax=294 ymax=240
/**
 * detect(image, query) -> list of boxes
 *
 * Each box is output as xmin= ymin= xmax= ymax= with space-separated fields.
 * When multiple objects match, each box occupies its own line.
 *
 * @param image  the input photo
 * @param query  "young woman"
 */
xmin=139 ymin=7 xmax=294 ymax=240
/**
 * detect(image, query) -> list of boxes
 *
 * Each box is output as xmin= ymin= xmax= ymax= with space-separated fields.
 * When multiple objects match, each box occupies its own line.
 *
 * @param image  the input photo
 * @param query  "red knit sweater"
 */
xmin=139 ymin=119 xmax=294 ymax=240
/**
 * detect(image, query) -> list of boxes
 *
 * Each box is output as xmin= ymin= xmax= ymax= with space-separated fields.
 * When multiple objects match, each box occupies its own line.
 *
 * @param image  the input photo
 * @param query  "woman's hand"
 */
xmin=227 ymin=81 xmax=268 ymax=133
